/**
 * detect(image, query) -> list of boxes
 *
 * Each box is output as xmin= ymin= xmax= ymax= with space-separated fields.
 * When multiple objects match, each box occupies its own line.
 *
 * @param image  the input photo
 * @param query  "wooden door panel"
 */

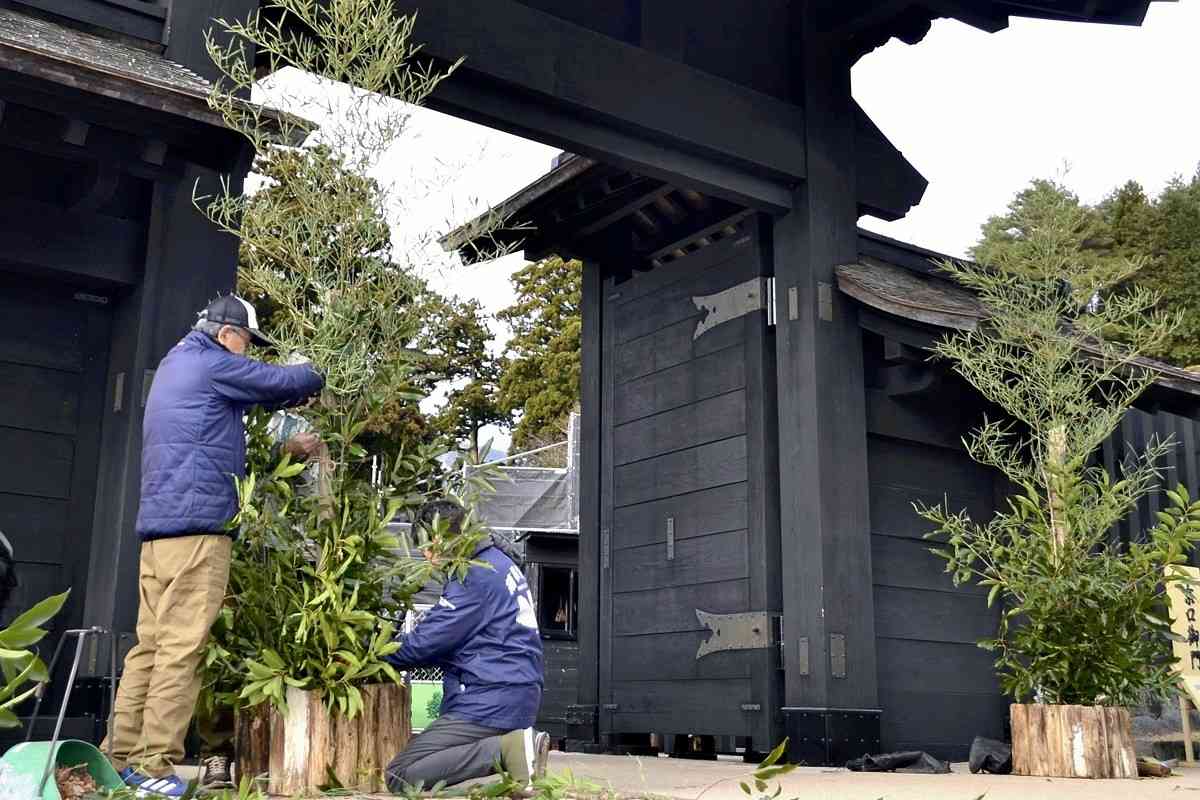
xmin=600 ymin=218 xmax=777 ymax=743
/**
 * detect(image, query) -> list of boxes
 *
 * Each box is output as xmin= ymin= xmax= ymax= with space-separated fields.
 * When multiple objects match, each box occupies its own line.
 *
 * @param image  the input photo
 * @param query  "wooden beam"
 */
xmin=67 ymin=163 xmax=122 ymax=213
xmin=0 ymin=197 xmax=143 ymax=285
xmin=637 ymin=207 xmax=754 ymax=263
xmin=62 ymin=119 xmax=90 ymax=147
xmin=923 ymin=0 xmax=1009 ymax=32
xmin=0 ymin=129 xmax=178 ymax=183
xmin=394 ymin=0 xmax=807 ymax=180
xmin=574 ymin=181 xmax=674 ymax=239
xmin=427 ymin=75 xmax=792 ymax=214
xmin=386 ymin=0 xmax=798 ymax=212
xmin=0 ymin=72 xmax=246 ymax=174
xmin=821 ymin=0 xmax=914 ymax=37
xmin=141 ymin=140 xmax=168 ymax=166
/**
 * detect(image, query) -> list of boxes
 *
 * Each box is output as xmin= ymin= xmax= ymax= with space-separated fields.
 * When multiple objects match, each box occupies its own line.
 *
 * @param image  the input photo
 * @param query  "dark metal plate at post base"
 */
xmin=565 ymin=704 xmax=601 ymax=751
xmin=782 ymin=708 xmax=881 ymax=766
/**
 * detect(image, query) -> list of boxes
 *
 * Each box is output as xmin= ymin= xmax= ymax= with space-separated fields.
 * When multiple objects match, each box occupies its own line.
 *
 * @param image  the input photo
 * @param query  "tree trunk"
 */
xmin=235 ymin=683 xmax=411 ymax=795
xmin=1010 ymin=704 xmax=1136 ymax=779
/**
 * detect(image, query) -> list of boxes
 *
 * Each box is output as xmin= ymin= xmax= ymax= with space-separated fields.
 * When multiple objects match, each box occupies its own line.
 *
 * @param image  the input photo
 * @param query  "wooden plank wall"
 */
xmin=0 ymin=275 xmax=110 ymax=718
xmin=863 ymin=337 xmax=1007 ymax=760
xmin=601 ymin=225 xmax=771 ymax=741
xmin=865 ymin=329 xmax=1200 ymax=759
xmin=541 ymin=640 xmax=580 ymax=741
xmin=1102 ymin=408 xmax=1200 ymax=556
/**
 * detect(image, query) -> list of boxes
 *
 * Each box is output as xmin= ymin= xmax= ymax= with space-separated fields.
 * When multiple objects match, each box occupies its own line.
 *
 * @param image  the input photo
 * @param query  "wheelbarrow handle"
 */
xmin=33 ymin=627 xmax=113 ymax=797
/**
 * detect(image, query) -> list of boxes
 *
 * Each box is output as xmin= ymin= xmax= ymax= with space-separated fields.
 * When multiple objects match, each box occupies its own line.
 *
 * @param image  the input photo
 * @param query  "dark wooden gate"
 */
xmin=0 ymin=275 xmax=110 ymax=646
xmin=598 ymin=217 xmax=781 ymax=750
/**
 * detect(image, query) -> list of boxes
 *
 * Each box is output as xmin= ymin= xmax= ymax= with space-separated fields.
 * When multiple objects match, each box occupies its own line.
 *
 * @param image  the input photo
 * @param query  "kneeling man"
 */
xmin=386 ymin=499 xmax=548 ymax=792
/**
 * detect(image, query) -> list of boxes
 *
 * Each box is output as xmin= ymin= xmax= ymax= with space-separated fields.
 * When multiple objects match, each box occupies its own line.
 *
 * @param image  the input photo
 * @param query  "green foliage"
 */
xmin=0 ymin=591 xmax=68 ymax=728
xmin=970 ymin=178 xmax=1125 ymax=298
xmin=975 ymin=170 xmax=1200 ymax=366
xmin=497 ymin=256 xmax=582 ymax=451
xmin=414 ymin=292 xmax=508 ymax=452
xmin=197 ymin=0 xmax=509 ymax=722
xmin=738 ymin=739 xmax=797 ymax=800
xmin=466 ymin=765 xmax=603 ymax=800
xmin=1122 ymin=172 xmax=1200 ymax=367
xmin=922 ymin=215 xmax=1200 ymax=706
xmin=201 ymin=409 xmax=495 ymax=719
xmin=425 ymin=689 xmax=442 ymax=721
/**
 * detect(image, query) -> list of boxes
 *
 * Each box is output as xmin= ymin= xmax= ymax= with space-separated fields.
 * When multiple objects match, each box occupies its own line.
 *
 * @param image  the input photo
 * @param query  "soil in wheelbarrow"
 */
xmin=55 ymin=763 xmax=97 ymax=800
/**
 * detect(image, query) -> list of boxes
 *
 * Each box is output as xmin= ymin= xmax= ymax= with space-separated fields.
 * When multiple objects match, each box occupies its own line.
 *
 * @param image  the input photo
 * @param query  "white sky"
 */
xmin=855 ymin=2 xmax=1200 ymax=255
xmin=259 ymin=1 xmax=1200 ymax=451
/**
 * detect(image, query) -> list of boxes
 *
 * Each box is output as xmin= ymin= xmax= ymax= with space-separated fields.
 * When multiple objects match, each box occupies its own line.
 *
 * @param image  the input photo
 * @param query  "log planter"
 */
xmin=236 ymin=683 xmax=411 ymax=795
xmin=1010 ymin=704 xmax=1137 ymax=779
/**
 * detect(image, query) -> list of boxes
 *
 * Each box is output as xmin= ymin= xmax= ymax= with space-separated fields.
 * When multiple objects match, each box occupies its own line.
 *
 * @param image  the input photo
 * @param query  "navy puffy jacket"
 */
xmin=136 ymin=331 xmax=324 ymax=541
xmin=388 ymin=537 xmax=545 ymax=730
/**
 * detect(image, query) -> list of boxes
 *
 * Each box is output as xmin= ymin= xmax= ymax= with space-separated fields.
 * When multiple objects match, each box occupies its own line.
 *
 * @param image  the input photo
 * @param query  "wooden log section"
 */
xmin=1010 ymin=704 xmax=1136 ymax=779
xmin=235 ymin=683 xmax=411 ymax=795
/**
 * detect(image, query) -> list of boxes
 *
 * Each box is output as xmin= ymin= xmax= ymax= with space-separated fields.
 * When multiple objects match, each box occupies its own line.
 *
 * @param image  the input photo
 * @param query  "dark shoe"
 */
xmin=200 ymin=754 xmax=234 ymax=790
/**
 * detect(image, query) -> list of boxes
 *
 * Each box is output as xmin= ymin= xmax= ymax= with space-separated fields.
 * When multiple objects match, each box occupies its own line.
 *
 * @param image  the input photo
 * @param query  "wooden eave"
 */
xmin=829 ymin=0 xmax=1172 ymax=62
xmin=836 ymin=255 xmax=1200 ymax=409
xmin=0 ymin=9 xmax=310 ymax=158
xmin=442 ymin=125 xmax=925 ymax=271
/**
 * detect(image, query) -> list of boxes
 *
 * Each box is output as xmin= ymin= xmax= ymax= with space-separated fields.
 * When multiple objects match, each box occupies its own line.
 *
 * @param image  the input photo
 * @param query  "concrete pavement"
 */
xmin=541 ymin=752 xmax=1200 ymax=800
xmin=209 ymin=750 xmax=1200 ymax=798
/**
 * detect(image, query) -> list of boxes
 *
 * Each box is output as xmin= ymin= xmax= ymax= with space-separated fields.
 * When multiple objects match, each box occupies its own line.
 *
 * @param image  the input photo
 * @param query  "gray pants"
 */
xmin=386 ymin=715 xmax=507 ymax=792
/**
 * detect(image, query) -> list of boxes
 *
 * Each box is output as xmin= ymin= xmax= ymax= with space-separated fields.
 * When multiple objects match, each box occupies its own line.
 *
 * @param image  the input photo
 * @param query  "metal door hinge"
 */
xmin=666 ymin=517 xmax=675 ymax=561
xmin=818 ymin=282 xmax=834 ymax=322
xmin=766 ymin=277 xmax=776 ymax=327
xmin=112 ymin=372 xmax=126 ymax=414
xmin=141 ymin=369 xmax=156 ymax=408
xmin=601 ymin=527 xmax=611 ymax=570
xmin=695 ymin=610 xmax=782 ymax=659
xmin=692 ymin=277 xmax=768 ymax=339
xmin=830 ymin=633 xmax=847 ymax=679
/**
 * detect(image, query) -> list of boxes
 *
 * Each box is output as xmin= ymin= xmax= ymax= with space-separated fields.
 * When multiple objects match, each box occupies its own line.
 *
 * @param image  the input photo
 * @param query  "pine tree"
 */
xmin=413 ymin=293 xmax=508 ymax=454
xmin=497 ymin=256 xmax=582 ymax=451
xmin=970 ymin=178 xmax=1128 ymax=299
xmin=975 ymin=172 xmax=1200 ymax=367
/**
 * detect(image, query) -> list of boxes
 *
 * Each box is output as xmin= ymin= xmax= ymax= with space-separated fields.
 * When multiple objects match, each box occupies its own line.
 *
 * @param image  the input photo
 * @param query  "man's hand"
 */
xmin=282 ymin=431 xmax=322 ymax=462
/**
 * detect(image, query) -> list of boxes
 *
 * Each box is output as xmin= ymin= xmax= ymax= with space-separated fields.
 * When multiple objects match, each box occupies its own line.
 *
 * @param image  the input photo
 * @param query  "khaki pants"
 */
xmin=103 ymin=535 xmax=232 ymax=777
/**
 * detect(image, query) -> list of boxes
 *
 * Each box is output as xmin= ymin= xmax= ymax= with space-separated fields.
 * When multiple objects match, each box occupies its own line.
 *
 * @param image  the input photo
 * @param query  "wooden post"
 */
xmin=1010 ymin=704 xmax=1137 ymax=779
xmin=775 ymin=7 xmax=879 ymax=761
xmin=570 ymin=259 xmax=603 ymax=749
xmin=1182 ymin=694 xmax=1196 ymax=764
xmin=235 ymin=683 xmax=410 ymax=795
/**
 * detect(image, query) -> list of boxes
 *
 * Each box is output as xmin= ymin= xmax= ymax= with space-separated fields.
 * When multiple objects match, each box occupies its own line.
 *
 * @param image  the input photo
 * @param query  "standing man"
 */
xmin=106 ymin=295 xmax=324 ymax=797
xmin=385 ymin=499 xmax=549 ymax=793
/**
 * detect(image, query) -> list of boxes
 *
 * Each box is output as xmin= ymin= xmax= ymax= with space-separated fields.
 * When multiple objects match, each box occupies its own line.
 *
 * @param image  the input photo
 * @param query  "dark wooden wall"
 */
xmin=598 ymin=218 xmax=780 ymax=747
xmin=0 ymin=278 xmax=110 ymax=638
xmin=862 ymin=332 xmax=1007 ymax=760
xmin=1102 ymin=409 xmax=1200 ymax=556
